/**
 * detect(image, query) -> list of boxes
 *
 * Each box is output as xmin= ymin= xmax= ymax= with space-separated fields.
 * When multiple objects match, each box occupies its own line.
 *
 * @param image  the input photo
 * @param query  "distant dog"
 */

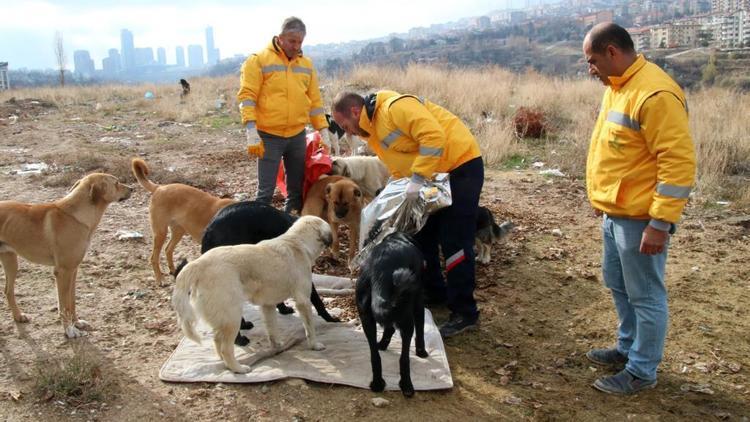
xmin=356 ymin=231 xmax=428 ymax=397
xmin=201 ymin=201 xmax=340 ymax=346
xmin=475 ymin=206 xmax=514 ymax=265
xmin=0 ymin=173 xmax=132 ymax=338
xmin=330 ymin=156 xmax=389 ymax=199
xmin=179 ymin=79 xmax=191 ymax=99
xmin=325 ymin=113 xmax=369 ymax=156
xmin=131 ymin=158 xmax=234 ymax=283
xmin=172 ymin=216 xmax=332 ymax=373
xmin=302 ymin=175 xmax=363 ymax=263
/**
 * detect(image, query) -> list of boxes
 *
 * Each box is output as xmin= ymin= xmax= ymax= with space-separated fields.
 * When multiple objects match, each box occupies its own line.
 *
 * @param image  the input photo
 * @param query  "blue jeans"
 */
xmin=601 ymin=214 xmax=669 ymax=381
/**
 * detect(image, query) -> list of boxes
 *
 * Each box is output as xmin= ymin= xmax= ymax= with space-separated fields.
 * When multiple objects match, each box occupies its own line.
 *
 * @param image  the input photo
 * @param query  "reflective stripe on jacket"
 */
xmin=237 ymin=37 xmax=327 ymax=137
xmin=587 ymin=54 xmax=696 ymax=224
xmin=357 ymin=90 xmax=481 ymax=180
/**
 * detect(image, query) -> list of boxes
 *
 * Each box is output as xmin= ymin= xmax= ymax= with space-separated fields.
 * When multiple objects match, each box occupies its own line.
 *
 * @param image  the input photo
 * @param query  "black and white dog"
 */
xmin=475 ymin=206 xmax=514 ymax=265
xmin=326 ymin=114 xmax=370 ymax=156
xmin=200 ymin=201 xmax=340 ymax=346
xmin=356 ymin=231 xmax=428 ymax=397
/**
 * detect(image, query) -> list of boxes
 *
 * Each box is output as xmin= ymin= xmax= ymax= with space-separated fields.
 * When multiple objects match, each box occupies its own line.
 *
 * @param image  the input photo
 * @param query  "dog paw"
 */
xmin=234 ymin=335 xmax=250 ymax=347
xmin=74 ymin=319 xmax=92 ymax=330
xmin=369 ymin=378 xmax=386 ymax=392
xmin=13 ymin=313 xmax=30 ymax=323
xmin=277 ymin=304 xmax=295 ymax=315
xmin=240 ymin=319 xmax=255 ymax=330
xmin=231 ymin=364 xmax=252 ymax=374
xmin=377 ymin=340 xmax=390 ymax=351
xmin=323 ymin=315 xmax=341 ymax=323
xmin=416 ymin=348 xmax=429 ymax=358
xmin=399 ymin=379 xmax=415 ymax=397
xmin=65 ymin=325 xmax=86 ymax=339
xmin=311 ymin=342 xmax=326 ymax=351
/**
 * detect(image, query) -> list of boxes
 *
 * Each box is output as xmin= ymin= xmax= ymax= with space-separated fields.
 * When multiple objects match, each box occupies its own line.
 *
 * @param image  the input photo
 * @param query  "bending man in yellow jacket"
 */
xmin=583 ymin=23 xmax=696 ymax=395
xmin=332 ymin=90 xmax=483 ymax=338
xmin=237 ymin=16 xmax=330 ymax=213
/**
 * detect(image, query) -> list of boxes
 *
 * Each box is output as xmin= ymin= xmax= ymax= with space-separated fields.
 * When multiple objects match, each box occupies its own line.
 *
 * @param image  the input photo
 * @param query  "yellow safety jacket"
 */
xmin=587 ymin=55 xmax=696 ymax=228
xmin=357 ymin=90 xmax=481 ymax=182
xmin=237 ymin=37 xmax=327 ymax=137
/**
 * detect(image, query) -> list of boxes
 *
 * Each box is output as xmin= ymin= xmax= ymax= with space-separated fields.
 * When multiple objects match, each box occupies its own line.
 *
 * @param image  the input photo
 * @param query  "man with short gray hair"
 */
xmin=237 ymin=16 xmax=330 ymax=214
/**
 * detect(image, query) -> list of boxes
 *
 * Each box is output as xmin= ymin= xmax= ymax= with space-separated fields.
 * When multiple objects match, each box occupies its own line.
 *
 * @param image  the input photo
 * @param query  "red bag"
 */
xmin=276 ymin=131 xmax=332 ymax=202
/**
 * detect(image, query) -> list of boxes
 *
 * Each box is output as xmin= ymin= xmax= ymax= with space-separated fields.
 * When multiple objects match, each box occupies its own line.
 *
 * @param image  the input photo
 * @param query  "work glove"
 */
xmin=405 ymin=175 xmax=426 ymax=200
xmin=318 ymin=130 xmax=332 ymax=151
xmin=245 ymin=122 xmax=264 ymax=158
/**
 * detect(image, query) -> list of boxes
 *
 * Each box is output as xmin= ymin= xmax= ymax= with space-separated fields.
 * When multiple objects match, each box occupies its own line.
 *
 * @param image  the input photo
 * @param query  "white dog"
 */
xmin=330 ymin=156 xmax=390 ymax=199
xmin=171 ymin=215 xmax=333 ymax=373
xmin=325 ymin=114 xmax=371 ymax=156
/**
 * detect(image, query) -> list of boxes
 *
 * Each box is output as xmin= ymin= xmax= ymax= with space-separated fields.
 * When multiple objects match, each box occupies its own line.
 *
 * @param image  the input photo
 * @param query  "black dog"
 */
xmin=200 ymin=201 xmax=340 ymax=346
xmin=325 ymin=113 xmax=346 ymax=138
xmin=179 ymin=79 xmax=191 ymax=98
xmin=356 ymin=231 xmax=428 ymax=397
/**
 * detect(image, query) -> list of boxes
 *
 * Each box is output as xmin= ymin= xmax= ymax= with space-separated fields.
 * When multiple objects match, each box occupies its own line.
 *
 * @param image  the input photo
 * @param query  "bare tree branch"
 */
xmin=54 ymin=31 xmax=67 ymax=87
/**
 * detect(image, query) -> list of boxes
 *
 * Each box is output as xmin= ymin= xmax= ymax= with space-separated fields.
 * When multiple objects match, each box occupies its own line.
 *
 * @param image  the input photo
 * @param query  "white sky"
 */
xmin=0 ymin=0 xmax=526 ymax=70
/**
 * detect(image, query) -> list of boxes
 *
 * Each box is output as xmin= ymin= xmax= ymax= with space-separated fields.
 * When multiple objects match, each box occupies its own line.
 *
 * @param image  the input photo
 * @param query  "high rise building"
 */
xmin=134 ymin=47 xmax=155 ymax=66
xmin=0 ymin=62 xmax=9 ymax=90
xmin=206 ymin=26 xmax=220 ymax=65
xmin=73 ymin=50 xmax=96 ymax=77
xmin=157 ymin=47 xmax=166 ymax=65
xmin=188 ymin=44 xmax=204 ymax=67
xmin=121 ymin=29 xmax=135 ymax=71
xmin=176 ymin=46 xmax=185 ymax=67
xmin=102 ymin=48 xmax=121 ymax=75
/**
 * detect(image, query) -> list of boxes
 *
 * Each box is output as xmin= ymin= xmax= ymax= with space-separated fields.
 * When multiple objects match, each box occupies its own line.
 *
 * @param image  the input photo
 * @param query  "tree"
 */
xmin=54 ymin=31 xmax=66 ymax=86
xmin=701 ymin=54 xmax=717 ymax=85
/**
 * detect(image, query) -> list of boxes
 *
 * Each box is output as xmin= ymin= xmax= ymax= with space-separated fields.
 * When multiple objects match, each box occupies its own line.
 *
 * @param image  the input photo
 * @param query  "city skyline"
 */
xmin=0 ymin=0 xmax=524 ymax=70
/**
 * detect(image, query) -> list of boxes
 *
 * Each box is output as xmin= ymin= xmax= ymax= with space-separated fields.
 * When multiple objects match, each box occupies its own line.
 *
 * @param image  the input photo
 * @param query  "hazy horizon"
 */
xmin=0 ymin=0 xmax=532 ymax=71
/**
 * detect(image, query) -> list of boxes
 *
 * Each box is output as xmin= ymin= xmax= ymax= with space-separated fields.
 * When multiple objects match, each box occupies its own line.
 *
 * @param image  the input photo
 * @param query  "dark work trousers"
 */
xmin=255 ymin=129 xmax=307 ymax=214
xmin=414 ymin=156 xmax=484 ymax=320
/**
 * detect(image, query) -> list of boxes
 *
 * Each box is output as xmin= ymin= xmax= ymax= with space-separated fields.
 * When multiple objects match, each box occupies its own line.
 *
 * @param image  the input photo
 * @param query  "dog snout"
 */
xmin=334 ymin=204 xmax=349 ymax=219
xmin=323 ymin=231 xmax=333 ymax=247
xmin=119 ymin=184 xmax=134 ymax=201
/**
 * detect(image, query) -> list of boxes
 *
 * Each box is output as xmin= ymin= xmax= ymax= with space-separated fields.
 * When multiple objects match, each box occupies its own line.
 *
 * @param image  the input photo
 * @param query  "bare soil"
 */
xmin=0 ymin=97 xmax=749 ymax=421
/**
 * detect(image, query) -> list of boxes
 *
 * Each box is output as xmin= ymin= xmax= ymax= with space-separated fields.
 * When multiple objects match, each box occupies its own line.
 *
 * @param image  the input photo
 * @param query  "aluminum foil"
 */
xmin=350 ymin=173 xmax=452 ymax=271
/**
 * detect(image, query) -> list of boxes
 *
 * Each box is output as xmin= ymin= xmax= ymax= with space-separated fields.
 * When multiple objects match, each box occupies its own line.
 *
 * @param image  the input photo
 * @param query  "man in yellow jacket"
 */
xmin=237 ymin=17 xmax=330 ymax=213
xmin=583 ymin=23 xmax=696 ymax=394
xmin=332 ymin=90 xmax=483 ymax=338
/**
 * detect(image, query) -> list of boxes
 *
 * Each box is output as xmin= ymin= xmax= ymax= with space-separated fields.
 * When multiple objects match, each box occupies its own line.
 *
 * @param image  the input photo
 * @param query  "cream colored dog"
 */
xmin=330 ymin=156 xmax=390 ymax=199
xmin=172 ymin=215 xmax=333 ymax=373
xmin=0 ymin=173 xmax=132 ymax=338
xmin=131 ymin=158 xmax=234 ymax=284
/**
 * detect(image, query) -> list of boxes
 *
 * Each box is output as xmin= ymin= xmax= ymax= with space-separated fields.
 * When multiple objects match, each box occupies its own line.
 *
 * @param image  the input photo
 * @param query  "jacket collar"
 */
xmin=607 ymin=54 xmax=646 ymax=90
xmin=270 ymin=36 xmax=303 ymax=62
xmin=357 ymin=93 xmax=379 ymax=138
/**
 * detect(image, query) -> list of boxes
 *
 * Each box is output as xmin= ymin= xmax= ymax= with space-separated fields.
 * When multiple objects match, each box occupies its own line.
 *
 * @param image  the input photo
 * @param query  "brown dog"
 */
xmin=0 ymin=173 xmax=132 ymax=338
xmin=131 ymin=158 xmax=234 ymax=284
xmin=302 ymin=175 xmax=363 ymax=263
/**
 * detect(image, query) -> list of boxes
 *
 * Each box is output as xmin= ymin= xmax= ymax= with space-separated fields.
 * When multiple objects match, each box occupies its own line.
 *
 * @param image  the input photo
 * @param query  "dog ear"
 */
xmin=69 ymin=179 xmax=81 ymax=192
xmin=89 ymin=181 xmax=102 ymax=202
xmin=325 ymin=183 xmax=333 ymax=198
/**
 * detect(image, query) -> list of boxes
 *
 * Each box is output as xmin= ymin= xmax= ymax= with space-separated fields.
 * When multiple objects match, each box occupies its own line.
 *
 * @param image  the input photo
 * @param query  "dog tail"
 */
xmin=492 ymin=221 xmax=515 ymax=241
xmin=130 ymin=158 xmax=159 ymax=193
xmin=372 ymin=268 xmax=419 ymax=323
xmin=171 ymin=259 xmax=201 ymax=345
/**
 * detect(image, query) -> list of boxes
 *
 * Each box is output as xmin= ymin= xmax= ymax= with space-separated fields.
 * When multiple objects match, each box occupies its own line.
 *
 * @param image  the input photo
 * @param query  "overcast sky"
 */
xmin=0 ymin=0 xmax=532 ymax=70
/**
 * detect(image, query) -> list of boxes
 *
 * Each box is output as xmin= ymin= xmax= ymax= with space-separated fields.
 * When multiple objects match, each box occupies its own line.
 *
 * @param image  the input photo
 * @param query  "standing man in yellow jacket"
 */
xmin=237 ymin=17 xmax=331 ymax=214
xmin=332 ymin=90 xmax=483 ymax=338
xmin=583 ymin=23 xmax=696 ymax=394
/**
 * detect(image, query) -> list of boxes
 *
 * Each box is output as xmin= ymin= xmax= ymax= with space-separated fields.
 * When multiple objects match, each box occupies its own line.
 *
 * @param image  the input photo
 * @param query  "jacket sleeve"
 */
xmin=640 ymin=92 xmax=696 ymax=226
xmin=237 ymin=55 xmax=262 ymax=128
xmin=389 ymin=97 xmax=446 ymax=181
xmin=307 ymin=63 xmax=328 ymax=131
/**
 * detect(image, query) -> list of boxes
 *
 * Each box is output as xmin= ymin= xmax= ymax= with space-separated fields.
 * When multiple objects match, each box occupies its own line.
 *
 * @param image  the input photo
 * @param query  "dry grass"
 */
xmin=33 ymin=349 xmax=117 ymax=408
xmin=337 ymin=64 xmax=750 ymax=206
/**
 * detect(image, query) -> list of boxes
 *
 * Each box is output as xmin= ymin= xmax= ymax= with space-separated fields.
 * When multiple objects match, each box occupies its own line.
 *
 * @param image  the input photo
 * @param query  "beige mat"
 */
xmin=159 ymin=297 xmax=453 ymax=391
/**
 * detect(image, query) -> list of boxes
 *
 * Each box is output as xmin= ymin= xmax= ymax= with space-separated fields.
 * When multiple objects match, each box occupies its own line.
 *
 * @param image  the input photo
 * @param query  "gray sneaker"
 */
xmin=593 ymin=369 xmax=657 ymax=395
xmin=439 ymin=313 xmax=478 ymax=338
xmin=586 ymin=347 xmax=628 ymax=367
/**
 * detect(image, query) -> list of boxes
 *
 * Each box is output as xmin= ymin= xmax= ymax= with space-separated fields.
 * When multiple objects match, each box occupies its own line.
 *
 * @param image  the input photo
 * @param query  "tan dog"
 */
xmin=131 ymin=158 xmax=234 ymax=283
xmin=0 ymin=173 xmax=132 ymax=338
xmin=172 ymin=215 xmax=333 ymax=373
xmin=302 ymin=175 xmax=363 ymax=263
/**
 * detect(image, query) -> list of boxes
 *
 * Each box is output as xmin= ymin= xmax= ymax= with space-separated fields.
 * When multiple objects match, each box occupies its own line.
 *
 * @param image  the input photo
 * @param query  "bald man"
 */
xmin=583 ymin=22 xmax=695 ymax=394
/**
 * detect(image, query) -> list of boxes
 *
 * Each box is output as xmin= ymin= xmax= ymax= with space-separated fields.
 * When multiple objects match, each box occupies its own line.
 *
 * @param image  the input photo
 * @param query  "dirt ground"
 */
xmin=0 ymin=97 xmax=749 ymax=421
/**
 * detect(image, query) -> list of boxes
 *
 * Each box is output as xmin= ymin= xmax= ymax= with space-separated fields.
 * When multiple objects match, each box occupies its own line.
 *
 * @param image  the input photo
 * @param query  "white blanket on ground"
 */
xmin=159 ymin=275 xmax=453 ymax=391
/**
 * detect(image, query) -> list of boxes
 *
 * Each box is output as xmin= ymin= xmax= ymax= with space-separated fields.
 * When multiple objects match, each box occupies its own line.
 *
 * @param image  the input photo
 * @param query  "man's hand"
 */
xmin=640 ymin=225 xmax=669 ymax=255
xmin=246 ymin=124 xmax=264 ymax=158
xmin=593 ymin=208 xmax=603 ymax=217
xmin=405 ymin=180 xmax=423 ymax=200
xmin=318 ymin=130 xmax=332 ymax=151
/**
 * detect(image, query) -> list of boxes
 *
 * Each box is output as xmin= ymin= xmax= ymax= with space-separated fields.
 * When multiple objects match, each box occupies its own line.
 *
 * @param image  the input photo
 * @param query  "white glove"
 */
xmin=405 ymin=179 xmax=423 ymax=200
xmin=318 ymin=130 xmax=331 ymax=149
xmin=246 ymin=123 xmax=260 ymax=147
